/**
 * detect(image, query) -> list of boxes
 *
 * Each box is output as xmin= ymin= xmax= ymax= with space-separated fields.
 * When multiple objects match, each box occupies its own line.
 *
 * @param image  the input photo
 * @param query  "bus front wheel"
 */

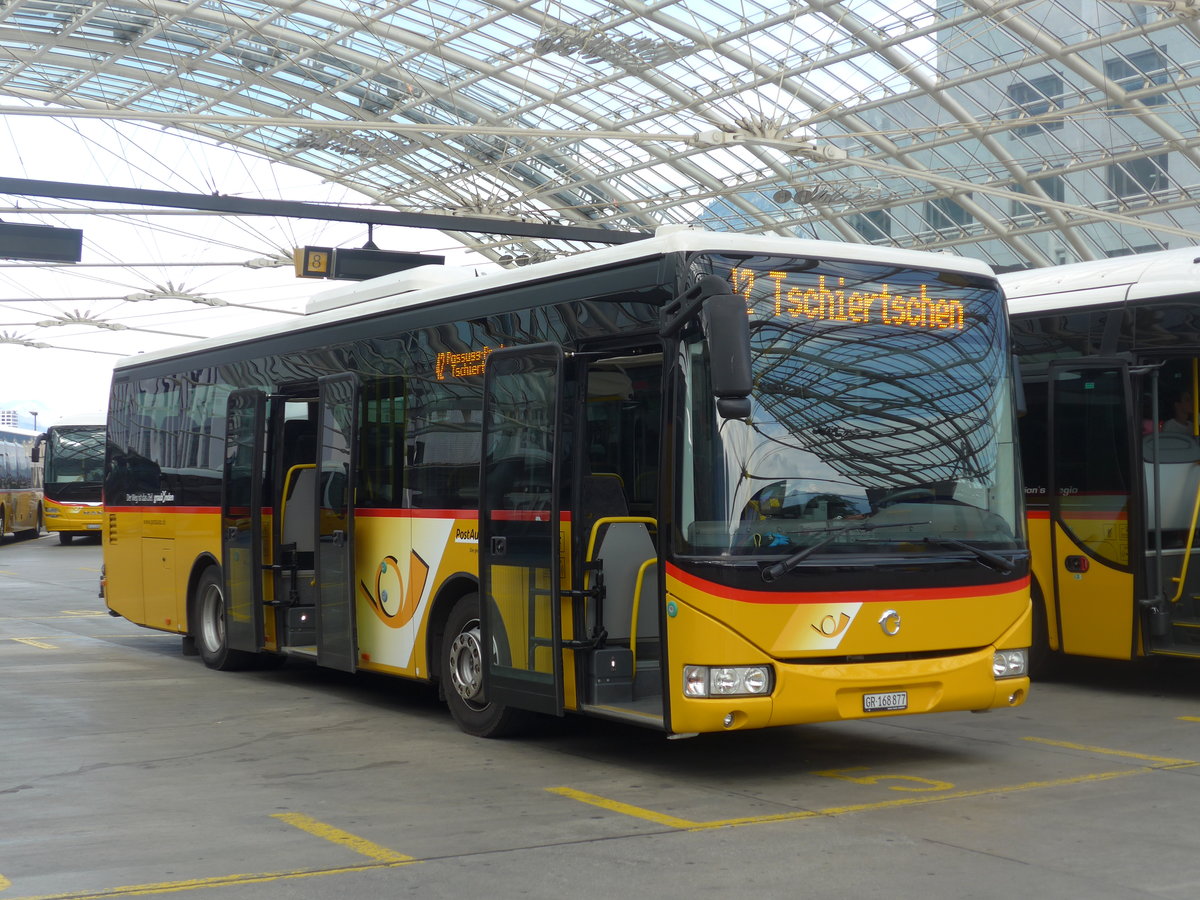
xmin=440 ymin=593 xmax=530 ymax=738
xmin=193 ymin=567 xmax=256 ymax=671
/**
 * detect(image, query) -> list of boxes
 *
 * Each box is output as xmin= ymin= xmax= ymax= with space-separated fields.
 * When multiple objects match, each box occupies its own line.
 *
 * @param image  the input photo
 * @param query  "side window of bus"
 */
xmin=1017 ymin=379 xmax=1049 ymax=502
xmin=405 ymin=381 xmax=483 ymax=511
xmin=358 ymin=378 xmax=402 ymax=508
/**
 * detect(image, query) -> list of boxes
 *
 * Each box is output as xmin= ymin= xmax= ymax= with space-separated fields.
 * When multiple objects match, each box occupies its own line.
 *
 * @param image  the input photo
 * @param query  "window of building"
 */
xmin=1105 ymin=48 xmax=1169 ymax=109
xmin=1006 ymin=74 xmax=1064 ymax=136
xmin=1106 ymin=153 xmax=1169 ymax=199
xmin=925 ymin=195 xmax=972 ymax=233
xmin=1011 ymin=172 xmax=1065 ymax=218
xmin=848 ymin=208 xmax=892 ymax=241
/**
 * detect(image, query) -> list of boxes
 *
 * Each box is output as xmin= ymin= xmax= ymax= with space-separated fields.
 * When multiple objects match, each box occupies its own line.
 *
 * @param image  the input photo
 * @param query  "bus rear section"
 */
xmin=0 ymin=426 xmax=43 ymax=541
xmin=1006 ymin=248 xmax=1200 ymax=666
xmin=35 ymin=416 xmax=106 ymax=544
xmin=101 ymin=232 xmax=1030 ymax=737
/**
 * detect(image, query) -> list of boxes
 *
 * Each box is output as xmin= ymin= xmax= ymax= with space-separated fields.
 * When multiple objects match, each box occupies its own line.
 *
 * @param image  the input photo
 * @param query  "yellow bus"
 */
xmin=1004 ymin=246 xmax=1200 ymax=668
xmin=102 ymin=230 xmax=1031 ymax=737
xmin=0 ymin=424 xmax=42 ymax=542
xmin=34 ymin=413 xmax=106 ymax=544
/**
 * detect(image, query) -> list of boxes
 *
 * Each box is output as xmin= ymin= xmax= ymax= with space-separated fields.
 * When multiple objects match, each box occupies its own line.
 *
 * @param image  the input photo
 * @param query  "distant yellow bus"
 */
xmin=34 ymin=414 xmax=106 ymax=544
xmin=0 ymin=425 xmax=42 ymax=542
xmin=102 ymin=231 xmax=1030 ymax=737
xmin=1005 ymin=247 xmax=1200 ymax=667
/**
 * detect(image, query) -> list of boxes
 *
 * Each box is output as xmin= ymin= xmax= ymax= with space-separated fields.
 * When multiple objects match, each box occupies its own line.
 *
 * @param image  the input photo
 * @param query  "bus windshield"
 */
xmin=45 ymin=426 xmax=106 ymax=499
xmin=678 ymin=255 xmax=1022 ymax=560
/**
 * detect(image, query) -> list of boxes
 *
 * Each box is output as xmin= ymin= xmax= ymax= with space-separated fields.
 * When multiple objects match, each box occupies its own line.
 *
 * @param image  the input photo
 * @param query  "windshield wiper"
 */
xmin=760 ymin=519 xmax=930 ymax=583
xmin=923 ymin=537 xmax=1014 ymax=575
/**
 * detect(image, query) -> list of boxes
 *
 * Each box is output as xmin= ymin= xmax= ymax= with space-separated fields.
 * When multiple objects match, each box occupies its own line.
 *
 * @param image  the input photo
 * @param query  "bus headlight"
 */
xmin=683 ymin=665 xmax=773 ymax=698
xmin=992 ymin=649 xmax=1028 ymax=679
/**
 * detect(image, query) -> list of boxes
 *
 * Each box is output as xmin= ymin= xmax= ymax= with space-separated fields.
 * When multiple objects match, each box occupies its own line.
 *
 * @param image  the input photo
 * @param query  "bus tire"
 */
xmin=1028 ymin=586 xmax=1058 ymax=679
xmin=0 ymin=506 xmax=7 ymax=541
xmin=59 ymin=532 xmax=73 ymax=545
xmin=440 ymin=592 xmax=531 ymax=738
xmin=193 ymin=566 xmax=257 ymax=672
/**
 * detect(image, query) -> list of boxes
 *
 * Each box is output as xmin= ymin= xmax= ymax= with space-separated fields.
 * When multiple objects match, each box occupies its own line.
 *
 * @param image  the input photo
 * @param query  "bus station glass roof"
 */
xmin=0 ymin=0 xmax=1198 ymax=281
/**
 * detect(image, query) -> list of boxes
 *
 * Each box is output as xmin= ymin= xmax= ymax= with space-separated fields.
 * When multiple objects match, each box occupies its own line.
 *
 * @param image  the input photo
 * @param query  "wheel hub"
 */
xmin=448 ymin=624 xmax=484 ymax=703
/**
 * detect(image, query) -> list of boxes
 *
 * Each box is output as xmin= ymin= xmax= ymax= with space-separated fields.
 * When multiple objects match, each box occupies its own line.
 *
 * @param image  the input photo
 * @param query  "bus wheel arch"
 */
xmin=1029 ymin=576 xmax=1059 ymax=678
xmin=430 ymin=579 xmax=530 ymax=738
xmin=188 ymin=559 xmax=255 ymax=671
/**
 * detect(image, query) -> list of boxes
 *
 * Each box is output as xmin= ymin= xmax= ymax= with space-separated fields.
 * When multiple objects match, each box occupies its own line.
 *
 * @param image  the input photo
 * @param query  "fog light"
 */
xmin=992 ymin=648 xmax=1028 ymax=679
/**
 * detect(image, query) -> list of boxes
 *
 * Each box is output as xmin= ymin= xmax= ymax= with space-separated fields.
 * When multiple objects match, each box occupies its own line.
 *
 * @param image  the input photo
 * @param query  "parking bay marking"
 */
xmin=1022 ymin=737 xmax=1199 ymax=769
xmin=551 ymin=737 xmax=1199 ymax=831
xmin=0 ymin=815 xmax=416 ymax=900
xmin=10 ymin=638 xmax=58 ymax=650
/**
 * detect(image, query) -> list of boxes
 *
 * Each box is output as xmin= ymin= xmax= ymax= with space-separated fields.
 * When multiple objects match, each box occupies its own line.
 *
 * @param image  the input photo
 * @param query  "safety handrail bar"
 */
xmin=584 ymin=515 xmax=659 ymax=666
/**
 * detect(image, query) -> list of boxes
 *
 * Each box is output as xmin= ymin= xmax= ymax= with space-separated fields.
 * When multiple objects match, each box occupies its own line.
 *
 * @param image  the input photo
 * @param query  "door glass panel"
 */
xmin=480 ymin=345 xmax=563 ymax=716
xmin=1052 ymin=366 xmax=1132 ymax=567
xmin=316 ymin=374 xmax=358 ymax=672
xmin=222 ymin=390 xmax=265 ymax=652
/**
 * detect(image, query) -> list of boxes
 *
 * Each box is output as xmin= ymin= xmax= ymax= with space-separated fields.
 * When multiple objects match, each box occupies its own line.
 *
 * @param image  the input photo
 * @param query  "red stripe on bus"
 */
xmin=665 ymin=562 xmax=1028 ymax=605
xmin=105 ymin=506 xmax=217 ymax=515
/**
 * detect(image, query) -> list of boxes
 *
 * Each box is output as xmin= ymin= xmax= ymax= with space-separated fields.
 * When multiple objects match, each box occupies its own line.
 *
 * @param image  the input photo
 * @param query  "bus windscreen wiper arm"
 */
xmin=923 ymin=537 xmax=1014 ymax=575
xmin=760 ymin=520 xmax=930 ymax=583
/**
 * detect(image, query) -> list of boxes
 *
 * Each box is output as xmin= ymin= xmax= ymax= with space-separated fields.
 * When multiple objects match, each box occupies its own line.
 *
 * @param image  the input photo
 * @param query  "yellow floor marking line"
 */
xmin=3 ymin=861 xmax=404 ymax=900
xmin=1022 ymin=737 xmax=1198 ymax=768
xmin=551 ymin=767 xmax=1148 ymax=832
xmin=1180 ymin=716 xmax=1200 ymax=723
xmin=271 ymin=813 xmax=414 ymax=864
xmin=11 ymin=638 xmax=57 ymax=650
xmin=4 ymin=816 xmax=416 ymax=900
xmin=547 ymin=786 xmax=701 ymax=829
xmin=1 ymin=874 xmax=11 ymax=890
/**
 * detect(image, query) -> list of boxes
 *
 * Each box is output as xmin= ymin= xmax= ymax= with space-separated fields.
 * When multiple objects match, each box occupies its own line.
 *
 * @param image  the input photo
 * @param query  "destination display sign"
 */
xmin=730 ymin=266 xmax=966 ymax=330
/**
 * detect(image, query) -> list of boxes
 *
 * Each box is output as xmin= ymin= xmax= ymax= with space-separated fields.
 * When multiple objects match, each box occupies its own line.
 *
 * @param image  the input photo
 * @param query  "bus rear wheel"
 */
xmin=441 ymin=593 xmax=530 ymax=738
xmin=193 ymin=567 xmax=256 ymax=671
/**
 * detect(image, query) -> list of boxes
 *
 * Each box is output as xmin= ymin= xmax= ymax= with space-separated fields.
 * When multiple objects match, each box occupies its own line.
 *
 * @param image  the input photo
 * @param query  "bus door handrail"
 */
xmin=1168 ymin=462 xmax=1200 ymax=605
xmin=585 ymin=516 xmax=659 ymax=668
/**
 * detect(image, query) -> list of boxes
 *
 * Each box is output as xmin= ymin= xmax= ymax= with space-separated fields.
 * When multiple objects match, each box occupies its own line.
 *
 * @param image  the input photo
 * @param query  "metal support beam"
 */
xmin=0 ymin=177 xmax=647 ymax=245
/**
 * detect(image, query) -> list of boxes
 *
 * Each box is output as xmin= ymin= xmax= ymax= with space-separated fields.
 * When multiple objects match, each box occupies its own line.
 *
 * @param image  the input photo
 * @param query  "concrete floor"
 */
xmin=2 ymin=530 xmax=1198 ymax=899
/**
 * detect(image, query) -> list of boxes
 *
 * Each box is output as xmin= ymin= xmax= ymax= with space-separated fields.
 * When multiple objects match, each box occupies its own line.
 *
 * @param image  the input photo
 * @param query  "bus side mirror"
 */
xmin=31 ymin=436 xmax=43 ymax=463
xmin=704 ymin=292 xmax=753 ymax=419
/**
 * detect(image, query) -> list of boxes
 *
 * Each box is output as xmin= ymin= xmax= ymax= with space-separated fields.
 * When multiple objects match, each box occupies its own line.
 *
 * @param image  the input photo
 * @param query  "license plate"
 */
xmin=863 ymin=690 xmax=908 ymax=712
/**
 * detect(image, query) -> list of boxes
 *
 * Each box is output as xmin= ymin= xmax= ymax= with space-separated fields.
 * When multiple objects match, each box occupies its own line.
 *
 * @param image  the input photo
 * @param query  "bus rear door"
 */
xmin=1048 ymin=361 xmax=1139 ymax=659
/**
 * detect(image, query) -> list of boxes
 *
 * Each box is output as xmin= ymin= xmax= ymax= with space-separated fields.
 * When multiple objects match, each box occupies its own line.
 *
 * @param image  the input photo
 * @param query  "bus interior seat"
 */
xmin=581 ymin=474 xmax=660 ymax=647
xmin=282 ymin=466 xmax=317 ymax=568
xmin=1143 ymin=433 xmax=1200 ymax=531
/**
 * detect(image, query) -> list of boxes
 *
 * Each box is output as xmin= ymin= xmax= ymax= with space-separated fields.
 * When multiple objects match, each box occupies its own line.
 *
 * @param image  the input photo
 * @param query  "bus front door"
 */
xmin=1048 ymin=362 xmax=1138 ymax=659
xmin=479 ymin=344 xmax=565 ymax=717
xmin=221 ymin=389 xmax=268 ymax=654
xmin=315 ymin=374 xmax=359 ymax=672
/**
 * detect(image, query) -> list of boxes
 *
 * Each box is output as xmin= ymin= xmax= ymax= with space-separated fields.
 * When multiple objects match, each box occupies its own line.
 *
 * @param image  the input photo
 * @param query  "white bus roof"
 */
xmin=115 ymin=228 xmax=995 ymax=370
xmin=45 ymin=413 xmax=107 ymax=429
xmin=1001 ymin=246 xmax=1200 ymax=316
